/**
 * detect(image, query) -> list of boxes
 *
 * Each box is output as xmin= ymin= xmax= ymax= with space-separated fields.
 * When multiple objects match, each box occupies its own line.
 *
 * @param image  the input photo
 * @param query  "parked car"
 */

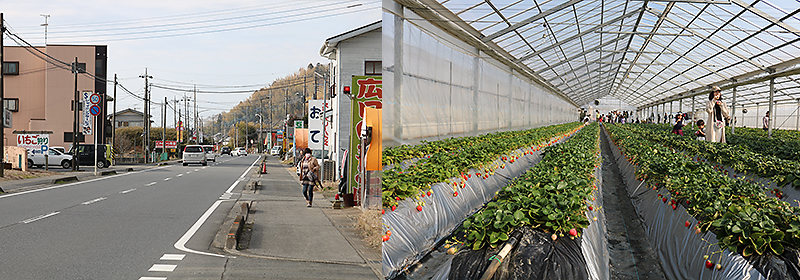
xmin=232 ymin=147 xmax=247 ymax=156
xmin=270 ymin=146 xmax=282 ymax=156
xmin=183 ymin=145 xmax=207 ymax=166
xmin=50 ymin=146 xmax=67 ymax=154
xmin=202 ymin=145 xmax=216 ymax=162
xmin=220 ymin=146 xmax=231 ymax=155
xmin=28 ymin=149 xmax=73 ymax=169
xmin=68 ymin=144 xmax=112 ymax=168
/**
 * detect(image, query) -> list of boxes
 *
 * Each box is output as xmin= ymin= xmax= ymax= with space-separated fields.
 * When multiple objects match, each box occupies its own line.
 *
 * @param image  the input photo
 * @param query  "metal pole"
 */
xmin=731 ymin=85 xmax=737 ymax=133
xmin=112 ymin=74 xmax=117 ymax=165
xmin=797 ymin=99 xmax=799 ymax=131
xmin=193 ymin=84 xmax=197 ymax=144
xmin=163 ymin=97 xmax=166 ymax=160
xmin=756 ymin=103 xmax=760 ymax=130
xmin=691 ymin=95 xmax=696 ymax=130
xmin=94 ymin=115 xmax=98 ymax=175
xmin=0 ymin=13 xmax=4 ymax=177
xmin=73 ymin=57 xmax=79 ymax=171
xmin=769 ymin=78 xmax=775 ymax=137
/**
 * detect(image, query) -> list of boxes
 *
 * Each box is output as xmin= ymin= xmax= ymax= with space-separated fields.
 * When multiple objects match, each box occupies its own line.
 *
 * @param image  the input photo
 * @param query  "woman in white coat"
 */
xmin=705 ymin=86 xmax=730 ymax=143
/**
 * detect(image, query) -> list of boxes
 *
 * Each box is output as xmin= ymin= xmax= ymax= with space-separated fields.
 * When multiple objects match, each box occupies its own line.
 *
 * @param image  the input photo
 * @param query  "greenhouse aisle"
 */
xmin=600 ymin=130 xmax=667 ymax=280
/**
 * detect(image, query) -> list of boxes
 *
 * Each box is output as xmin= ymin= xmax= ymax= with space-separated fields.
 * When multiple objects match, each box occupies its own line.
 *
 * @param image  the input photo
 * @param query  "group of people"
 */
xmin=669 ymin=86 xmax=729 ymax=143
xmin=597 ymin=110 xmax=635 ymax=124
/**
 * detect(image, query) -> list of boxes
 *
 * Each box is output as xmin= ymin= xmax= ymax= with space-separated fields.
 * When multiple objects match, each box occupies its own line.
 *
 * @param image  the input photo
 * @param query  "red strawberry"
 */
xmin=672 ymin=204 xmax=677 ymax=210
xmin=396 ymin=197 xmax=401 ymax=201
xmin=386 ymin=230 xmax=392 ymax=236
xmin=569 ymin=228 xmax=578 ymax=237
xmin=686 ymin=200 xmax=691 ymax=205
xmin=662 ymin=197 xmax=668 ymax=203
xmin=705 ymin=260 xmax=713 ymax=269
xmin=453 ymin=191 xmax=459 ymax=197
xmin=416 ymin=205 xmax=423 ymax=212
xmin=588 ymin=206 xmax=593 ymax=211
xmin=427 ymin=191 xmax=432 ymax=196
xmin=382 ymin=209 xmax=385 ymax=214
xmin=391 ymin=205 xmax=396 ymax=211
xmin=383 ymin=235 xmax=390 ymax=242
xmin=685 ymin=221 xmax=691 ymax=227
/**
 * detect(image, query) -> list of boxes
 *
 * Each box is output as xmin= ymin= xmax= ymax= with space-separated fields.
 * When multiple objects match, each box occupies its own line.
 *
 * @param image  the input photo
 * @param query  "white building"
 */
xmin=109 ymin=108 xmax=146 ymax=128
xmin=319 ymin=21 xmax=381 ymax=180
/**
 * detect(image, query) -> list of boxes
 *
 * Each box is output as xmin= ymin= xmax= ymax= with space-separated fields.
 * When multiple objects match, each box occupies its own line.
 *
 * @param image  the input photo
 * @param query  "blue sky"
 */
xmin=1 ymin=0 xmax=380 ymax=125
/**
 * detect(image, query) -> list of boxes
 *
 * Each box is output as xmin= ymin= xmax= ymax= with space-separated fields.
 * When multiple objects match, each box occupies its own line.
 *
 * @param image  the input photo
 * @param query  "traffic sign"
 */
xmin=41 ymin=145 xmax=49 ymax=154
xmin=90 ymin=105 xmax=101 ymax=116
xmin=89 ymin=93 xmax=101 ymax=104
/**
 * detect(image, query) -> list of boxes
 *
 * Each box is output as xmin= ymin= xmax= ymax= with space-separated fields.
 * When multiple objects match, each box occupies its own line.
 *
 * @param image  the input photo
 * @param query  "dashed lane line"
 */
xmin=160 ymin=254 xmax=186 ymax=261
xmin=160 ymin=254 xmax=185 ymax=261
xmin=176 ymin=174 xmax=183 ymax=177
xmin=138 ymin=277 xmax=166 ymax=280
xmin=120 ymin=188 xmax=137 ymax=194
xmin=164 ymin=177 xmax=171 ymax=181
xmin=81 ymin=197 xmax=107 ymax=205
xmin=20 ymin=212 xmax=60 ymax=224
xmin=148 ymin=264 xmax=177 ymax=272
xmin=145 ymin=182 xmax=157 ymax=187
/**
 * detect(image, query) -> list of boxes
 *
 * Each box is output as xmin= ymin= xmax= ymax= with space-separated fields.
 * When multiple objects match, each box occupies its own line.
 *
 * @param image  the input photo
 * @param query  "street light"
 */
xmin=255 ymin=113 xmax=263 ymax=153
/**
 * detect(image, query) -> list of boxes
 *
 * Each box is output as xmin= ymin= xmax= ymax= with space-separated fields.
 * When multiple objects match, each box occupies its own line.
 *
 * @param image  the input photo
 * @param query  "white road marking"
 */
xmin=174 ymin=200 xmax=233 ymax=258
xmin=225 ymin=180 xmax=240 ymax=194
xmin=148 ymin=264 xmax=177 ymax=272
xmin=20 ymin=212 xmax=60 ymax=224
xmin=202 ymin=167 xmax=207 ymax=169
xmin=120 ymin=188 xmax=137 ymax=194
xmin=81 ymin=197 xmax=107 ymax=205
xmin=160 ymin=254 xmax=185 ymax=261
xmin=0 ymin=165 xmax=170 ymax=200
xmin=220 ymin=193 xmax=233 ymax=200
xmin=145 ymin=182 xmax=157 ymax=187
xmin=186 ymin=171 xmax=192 ymax=174
xmin=164 ymin=177 xmax=171 ymax=181
xmin=138 ymin=277 xmax=167 ymax=280
xmin=176 ymin=174 xmax=183 ymax=177
xmin=194 ymin=169 xmax=199 ymax=172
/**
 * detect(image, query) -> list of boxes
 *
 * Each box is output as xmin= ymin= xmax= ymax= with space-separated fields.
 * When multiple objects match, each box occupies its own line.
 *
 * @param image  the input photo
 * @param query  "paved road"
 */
xmin=0 ymin=155 xmax=259 ymax=280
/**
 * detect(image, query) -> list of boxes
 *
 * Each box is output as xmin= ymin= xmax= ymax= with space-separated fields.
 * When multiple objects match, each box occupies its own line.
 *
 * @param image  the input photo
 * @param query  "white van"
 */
xmin=183 ymin=145 xmax=207 ymax=166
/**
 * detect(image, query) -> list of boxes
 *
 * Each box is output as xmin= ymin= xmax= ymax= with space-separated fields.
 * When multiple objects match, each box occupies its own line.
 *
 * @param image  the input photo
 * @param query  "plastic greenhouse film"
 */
xmin=602 ymin=127 xmax=765 ymax=280
xmin=580 ymin=160 xmax=609 ymax=280
xmin=448 ymin=227 xmax=589 ymax=280
xmin=382 ymin=133 xmax=579 ymax=279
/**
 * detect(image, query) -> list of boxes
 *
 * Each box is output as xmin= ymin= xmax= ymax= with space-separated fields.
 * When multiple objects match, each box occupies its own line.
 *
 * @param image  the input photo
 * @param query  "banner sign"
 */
xmin=308 ymin=100 xmax=327 ymax=150
xmin=348 ymin=76 xmax=382 ymax=193
xmin=154 ymin=140 xmax=178 ymax=149
xmin=81 ymin=91 xmax=94 ymax=135
xmin=17 ymin=134 xmax=50 ymax=151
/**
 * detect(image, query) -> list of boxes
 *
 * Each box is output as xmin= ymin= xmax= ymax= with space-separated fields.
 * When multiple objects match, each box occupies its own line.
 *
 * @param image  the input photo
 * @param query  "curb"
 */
xmin=52 ymin=176 xmax=79 ymax=184
xmin=101 ymin=170 xmax=117 ymax=176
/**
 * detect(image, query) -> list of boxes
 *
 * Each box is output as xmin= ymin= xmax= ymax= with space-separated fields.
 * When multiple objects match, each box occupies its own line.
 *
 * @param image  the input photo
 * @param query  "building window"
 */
xmin=364 ymin=61 xmax=381 ymax=76
xmin=2 ymin=62 xmax=19 ymax=75
xmin=3 ymin=98 xmax=19 ymax=112
xmin=122 ymin=121 xmax=129 ymax=127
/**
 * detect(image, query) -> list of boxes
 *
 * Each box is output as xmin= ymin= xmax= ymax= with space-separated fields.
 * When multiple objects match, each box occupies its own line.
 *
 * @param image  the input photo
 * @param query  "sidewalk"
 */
xmin=228 ymin=156 xmax=381 ymax=279
xmin=0 ymin=160 xmax=179 ymax=193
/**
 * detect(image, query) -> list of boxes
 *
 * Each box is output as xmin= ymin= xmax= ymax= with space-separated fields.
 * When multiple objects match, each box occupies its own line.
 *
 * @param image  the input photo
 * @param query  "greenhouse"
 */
xmin=381 ymin=0 xmax=800 ymax=279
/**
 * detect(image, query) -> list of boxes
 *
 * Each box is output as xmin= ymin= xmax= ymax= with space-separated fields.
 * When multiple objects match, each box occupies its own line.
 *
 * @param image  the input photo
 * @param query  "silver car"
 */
xmin=203 ymin=145 xmax=216 ymax=162
xmin=28 ymin=149 xmax=73 ymax=169
xmin=183 ymin=145 xmax=207 ymax=166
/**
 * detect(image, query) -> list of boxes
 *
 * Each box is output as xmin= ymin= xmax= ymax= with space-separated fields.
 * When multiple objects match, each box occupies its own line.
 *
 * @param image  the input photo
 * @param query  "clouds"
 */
xmin=2 ymin=0 xmax=380 ymax=123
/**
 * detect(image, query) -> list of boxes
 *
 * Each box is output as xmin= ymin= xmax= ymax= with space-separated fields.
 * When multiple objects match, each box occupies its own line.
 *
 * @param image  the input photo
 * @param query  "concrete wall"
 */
xmin=3 ymin=146 xmax=28 ymax=171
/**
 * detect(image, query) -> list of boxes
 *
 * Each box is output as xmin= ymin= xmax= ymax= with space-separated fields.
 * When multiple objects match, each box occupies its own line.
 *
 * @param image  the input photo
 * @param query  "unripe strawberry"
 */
xmin=551 ymin=234 xmax=557 ymax=241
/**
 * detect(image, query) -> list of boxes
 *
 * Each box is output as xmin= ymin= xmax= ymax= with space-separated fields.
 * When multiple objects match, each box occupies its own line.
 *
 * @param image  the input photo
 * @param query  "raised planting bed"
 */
xmin=381 ymin=123 xmax=587 ymax=279
xmin=605 ymin=123 xmax=800 ymax=279
xmin=382 ymin=122 xmax=582 ymax=208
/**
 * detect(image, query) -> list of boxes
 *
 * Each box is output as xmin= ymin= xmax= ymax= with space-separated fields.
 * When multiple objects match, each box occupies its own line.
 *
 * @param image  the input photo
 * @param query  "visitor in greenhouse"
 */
xmin=705 ymin=86 xmax=730 ymax=143
xmin=695 ymin=120 xmax=706 ymax=141
xmin=763 ymin=111 xmax=770 ymax=131
xmin=672 ymin=114 xmax=685 ymax=136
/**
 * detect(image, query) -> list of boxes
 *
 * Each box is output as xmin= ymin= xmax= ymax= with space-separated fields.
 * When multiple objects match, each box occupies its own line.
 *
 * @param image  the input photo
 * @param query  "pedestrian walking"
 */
xmin=763 ymin=111 xmax=770 ymax=131
xmin=705 ymin=86 xmax=730 ymax=143
xmin=298 ymin=148 xmax=320 ymax=207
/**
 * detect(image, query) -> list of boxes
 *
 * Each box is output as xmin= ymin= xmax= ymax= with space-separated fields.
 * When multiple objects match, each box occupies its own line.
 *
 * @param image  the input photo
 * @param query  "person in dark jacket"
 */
xmin=672 ymin=114 xmax=685 ymax=136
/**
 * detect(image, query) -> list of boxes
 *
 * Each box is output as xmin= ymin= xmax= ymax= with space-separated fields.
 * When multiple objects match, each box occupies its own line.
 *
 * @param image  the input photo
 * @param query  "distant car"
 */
xmin=221 ymin=146 xmax=231 ymax=155
xmin=202 ymin=145 xmax=216 ymax=162
xmin=50 ymin=146 xmax=66 ymax=154
xmin=232 ymin=147 xmax=247 ymax=156
xmin=270 ymin=146 xmax=281 ymax=156
xmin=28 ymin=149 xmax=73 ymax=169
xmin=183 ymin=145 xmax=207 ymax=166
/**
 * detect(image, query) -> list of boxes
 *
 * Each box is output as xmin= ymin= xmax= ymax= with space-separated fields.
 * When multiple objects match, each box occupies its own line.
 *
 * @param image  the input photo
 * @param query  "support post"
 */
xmin=731 ymin=85 xmax=737 ymax=134
xmin=112 ymin=74 xmax=117 ymax=164
xmin=0 ymin=13 xmax=4 ymax=177
xmin=73 ymin=57 xmax=80 ymax=171
xmin=769 ymin=78 xmax=775 ymax=137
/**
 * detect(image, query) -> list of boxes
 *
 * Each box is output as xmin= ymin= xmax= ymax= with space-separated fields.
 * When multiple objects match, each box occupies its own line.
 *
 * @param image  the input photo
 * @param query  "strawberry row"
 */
xmin=631 ymin=123 xmax=800 ymax=189
xmin=381 ymin=122 xmax=583 ymax=207
xmin=605 ymin=123 xmax=800 ymax=259
xmin=456 ymin=122 xmax=601 ymax=250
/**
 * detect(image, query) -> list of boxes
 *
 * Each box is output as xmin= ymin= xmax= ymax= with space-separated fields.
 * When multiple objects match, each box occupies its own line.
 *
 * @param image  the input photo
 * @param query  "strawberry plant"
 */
xmin=456 ymin=123 xmax=600 ymax=250
xmin=382 ymin=122 xmax=582 ymax=207
xmin=605 ymin=123 xmax=800 ymax=258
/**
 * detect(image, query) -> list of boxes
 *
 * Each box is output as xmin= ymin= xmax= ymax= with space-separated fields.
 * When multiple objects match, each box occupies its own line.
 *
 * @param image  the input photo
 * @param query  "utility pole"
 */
xmin=139 ymin=69 xmax=152 ymax=162
xmin=112 ymin=73 xmax=117 ymax=148
xmin=162 ymin=97 xmax=166 ymax=160
xmin=194 ymin=84 xmax=198 ymax=144
xmin=40 ymin=14 xmax=49 ymax=45
xmin=0 ymin=13 xmax=4 ymax=177
xmin=72 ymin=57 xmax=80 ymax=171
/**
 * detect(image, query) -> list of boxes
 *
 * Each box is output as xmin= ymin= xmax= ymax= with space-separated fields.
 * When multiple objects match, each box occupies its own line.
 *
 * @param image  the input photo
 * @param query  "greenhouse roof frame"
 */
xmin=396 ymin=0 xmax=800 ymax=110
